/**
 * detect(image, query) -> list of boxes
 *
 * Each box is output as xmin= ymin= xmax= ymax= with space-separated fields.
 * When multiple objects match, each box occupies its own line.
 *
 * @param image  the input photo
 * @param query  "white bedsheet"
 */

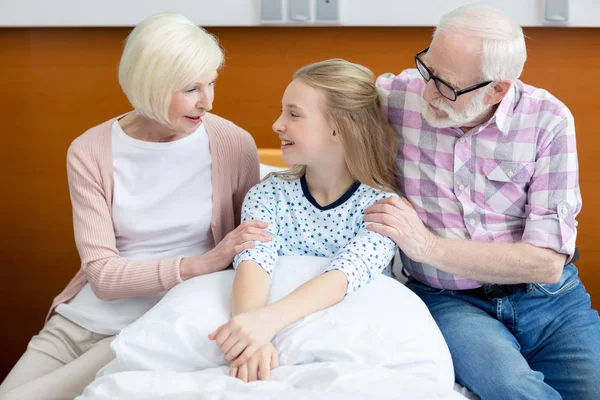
xmin=79 ymin=361 xmax=470 ymax=400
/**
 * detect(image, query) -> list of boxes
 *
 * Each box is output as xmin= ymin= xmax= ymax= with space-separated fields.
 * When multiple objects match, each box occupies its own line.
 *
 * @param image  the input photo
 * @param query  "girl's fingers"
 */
xmin=237 ymin=363 xmax=248 ymax=382
xmin=220 ymin=335 xmax=240 ymax=355
xmin=225 ymin=339 xmax=249 ymax=363
xmin=213 ymin=324 xmax=233 ymax=346
xmin=258 ymin=352 xmax=271 ymax=381
xmin=271 ymin=349 xmax=279 ymax=369
xmin=247 ymin=355 xmax=259 ymax=382
xmin=231 ymin=343 xmax=260 ymax=367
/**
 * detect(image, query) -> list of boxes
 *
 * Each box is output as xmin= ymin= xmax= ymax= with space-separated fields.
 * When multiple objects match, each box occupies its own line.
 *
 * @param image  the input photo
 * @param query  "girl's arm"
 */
xmin=211 ymin=269 xmax=348 ymax=365
xmin=231 ymin=261 xmax=271 ymax=317
xmin=229 ymin=176 xmax=282 ymax=317
xmin=252 ymin=269 xmax=348 ymax=335
xmin=211 ymin=193 xmax=398 ymax=366
xmin=208 ymin=176 xmax=282 ymax=356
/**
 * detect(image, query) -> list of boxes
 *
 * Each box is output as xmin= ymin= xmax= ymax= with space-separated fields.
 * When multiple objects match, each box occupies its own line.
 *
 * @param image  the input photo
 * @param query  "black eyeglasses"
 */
xmin=415 ymin=47 xmax=492 ymax=102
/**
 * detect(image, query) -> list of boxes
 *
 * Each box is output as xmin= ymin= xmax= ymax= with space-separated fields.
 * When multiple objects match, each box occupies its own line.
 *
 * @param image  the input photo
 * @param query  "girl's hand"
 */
xmin=209 ymin=308 xmax=280 ymax=367
xmin=228 ymin=342 xmax=279 ymax=382
xmin=180 ymin=221 xmax=271 ymax=279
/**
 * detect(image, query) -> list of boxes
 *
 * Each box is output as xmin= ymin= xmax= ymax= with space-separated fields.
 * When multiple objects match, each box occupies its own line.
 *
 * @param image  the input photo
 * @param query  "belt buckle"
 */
xmin=484 ymin=284 xmax=506 ymax=299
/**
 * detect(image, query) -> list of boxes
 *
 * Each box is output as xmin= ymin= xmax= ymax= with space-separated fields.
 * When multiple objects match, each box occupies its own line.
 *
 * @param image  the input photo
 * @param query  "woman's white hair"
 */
xmin=118 ymin=12 xmax=224 ymax=124
xmin=434 ymin=4 xmax=527 ymax=81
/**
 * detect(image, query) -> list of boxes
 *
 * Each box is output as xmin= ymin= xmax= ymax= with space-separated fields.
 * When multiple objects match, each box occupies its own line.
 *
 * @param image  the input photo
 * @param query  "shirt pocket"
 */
xmin=483 ymin=160 xmax=535 ymax=216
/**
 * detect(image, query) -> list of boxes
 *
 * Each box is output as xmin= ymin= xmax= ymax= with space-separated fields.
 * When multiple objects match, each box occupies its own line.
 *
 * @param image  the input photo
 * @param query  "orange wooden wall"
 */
xmin=0 ymin=26 xmax=599 ymax=381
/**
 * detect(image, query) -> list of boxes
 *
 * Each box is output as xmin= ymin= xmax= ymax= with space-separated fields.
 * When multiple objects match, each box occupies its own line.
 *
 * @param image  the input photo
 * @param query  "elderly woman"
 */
xmin=0 ymin=13 xmax=269 ymax=400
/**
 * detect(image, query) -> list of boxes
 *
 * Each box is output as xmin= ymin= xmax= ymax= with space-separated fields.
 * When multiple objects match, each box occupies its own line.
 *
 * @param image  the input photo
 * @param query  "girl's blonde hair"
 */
xmin=274 ymin=58 xmax=397 ymax=193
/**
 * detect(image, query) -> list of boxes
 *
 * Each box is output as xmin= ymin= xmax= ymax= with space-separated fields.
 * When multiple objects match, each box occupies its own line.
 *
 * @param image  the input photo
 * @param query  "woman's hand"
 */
xmin=208 ymin=308 xmax=281 ymax=367
xmin=180 ymin=220 xmax=271 ymax=280
xmin=228 ymin=342 xmax=279 ymax=382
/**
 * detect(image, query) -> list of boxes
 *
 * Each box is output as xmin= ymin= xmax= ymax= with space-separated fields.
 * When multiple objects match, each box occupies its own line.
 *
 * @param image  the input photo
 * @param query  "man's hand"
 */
xmin=364 ymin=196 xmax=438 ymax=263
xmin=228 ymin=342 xmax=279 ymax=382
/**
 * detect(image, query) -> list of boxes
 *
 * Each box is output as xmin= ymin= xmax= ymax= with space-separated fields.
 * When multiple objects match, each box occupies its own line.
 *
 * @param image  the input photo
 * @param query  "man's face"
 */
xmin=420 ymin=33 xmax=493 ymax=129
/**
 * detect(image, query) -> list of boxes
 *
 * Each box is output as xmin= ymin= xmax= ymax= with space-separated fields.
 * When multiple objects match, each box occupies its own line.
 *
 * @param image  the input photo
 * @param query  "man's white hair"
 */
xmin=118 ymin=12 xmax=224 ymax=124
xmin=434 ymin=4 xmax=527 ymax=81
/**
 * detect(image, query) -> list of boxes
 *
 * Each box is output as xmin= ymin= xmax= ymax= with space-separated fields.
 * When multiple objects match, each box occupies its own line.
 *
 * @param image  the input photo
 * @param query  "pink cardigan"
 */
xmin=48 ymin=113 xmax=259 ymax=319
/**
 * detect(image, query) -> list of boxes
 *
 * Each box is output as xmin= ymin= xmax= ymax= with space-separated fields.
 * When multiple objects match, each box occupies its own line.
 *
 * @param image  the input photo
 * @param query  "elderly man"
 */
xmin=366 ymin=4 xmax=600 ymax=400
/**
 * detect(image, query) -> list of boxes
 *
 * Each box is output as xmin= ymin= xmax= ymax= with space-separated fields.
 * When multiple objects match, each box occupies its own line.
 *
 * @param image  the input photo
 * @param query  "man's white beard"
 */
xmin=421 ymin=89 xmax=491 ymax=129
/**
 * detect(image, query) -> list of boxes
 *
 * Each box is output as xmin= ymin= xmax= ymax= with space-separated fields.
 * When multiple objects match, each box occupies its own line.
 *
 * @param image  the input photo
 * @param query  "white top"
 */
xmin=56 ymin=120 xmax=214 ymax=335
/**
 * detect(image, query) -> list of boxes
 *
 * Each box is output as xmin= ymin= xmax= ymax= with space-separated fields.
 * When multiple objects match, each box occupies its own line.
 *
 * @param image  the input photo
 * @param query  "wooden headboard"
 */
xmin=258 ymin=148 xmax=288 ymax=167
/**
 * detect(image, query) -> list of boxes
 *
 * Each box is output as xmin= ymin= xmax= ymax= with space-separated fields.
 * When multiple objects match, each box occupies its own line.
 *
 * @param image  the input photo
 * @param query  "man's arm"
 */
xmin=424 ymin=235 xmax=565 ymax=284
xmin=364 ymin=197 xmax=565 ymax=284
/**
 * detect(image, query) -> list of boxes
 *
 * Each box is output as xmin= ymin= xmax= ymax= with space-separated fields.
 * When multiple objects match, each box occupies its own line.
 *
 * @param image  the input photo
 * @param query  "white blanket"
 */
xmin=77 ymin=255 xmax=472 ymax=399
xmin=78 ymin=362 xmax=469 ymax=400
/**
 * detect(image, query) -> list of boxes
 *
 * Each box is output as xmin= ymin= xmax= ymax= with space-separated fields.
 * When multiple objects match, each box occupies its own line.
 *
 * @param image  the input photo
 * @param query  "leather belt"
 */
xmin=460 ymin=283 xmax=527 ymax=299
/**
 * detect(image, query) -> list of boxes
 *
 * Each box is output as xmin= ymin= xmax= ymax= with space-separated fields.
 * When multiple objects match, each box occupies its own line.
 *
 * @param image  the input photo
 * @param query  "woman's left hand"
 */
xmin=208 ymin=308 xmax=280 ymax=367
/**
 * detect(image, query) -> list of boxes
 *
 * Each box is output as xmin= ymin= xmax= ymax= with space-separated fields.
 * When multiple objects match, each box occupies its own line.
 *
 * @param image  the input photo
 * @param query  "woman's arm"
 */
xmin=67 ymin=138 xmax=269 ymax=300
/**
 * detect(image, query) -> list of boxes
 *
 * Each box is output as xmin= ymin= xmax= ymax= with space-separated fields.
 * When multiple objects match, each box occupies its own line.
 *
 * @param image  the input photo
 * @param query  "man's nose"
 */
xmin=422 ymin=79 xmax=441 ymax=103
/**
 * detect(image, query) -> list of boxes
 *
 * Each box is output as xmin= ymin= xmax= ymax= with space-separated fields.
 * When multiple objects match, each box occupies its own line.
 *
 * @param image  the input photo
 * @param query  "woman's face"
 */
xmin=168 ymin=70 xmax=218 ymax=134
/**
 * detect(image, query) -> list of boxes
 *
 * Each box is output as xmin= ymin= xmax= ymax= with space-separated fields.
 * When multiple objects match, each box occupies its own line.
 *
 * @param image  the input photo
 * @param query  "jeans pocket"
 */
xmin=533 ymin=264 xmax=580 ymax=296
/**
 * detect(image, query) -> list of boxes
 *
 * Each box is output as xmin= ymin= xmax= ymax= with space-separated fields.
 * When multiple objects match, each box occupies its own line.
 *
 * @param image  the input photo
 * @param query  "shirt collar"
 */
xmin=490 ymin=81 xmax=518 ymax=136
xmin=443 ymin=81 xmax=519 ymax=137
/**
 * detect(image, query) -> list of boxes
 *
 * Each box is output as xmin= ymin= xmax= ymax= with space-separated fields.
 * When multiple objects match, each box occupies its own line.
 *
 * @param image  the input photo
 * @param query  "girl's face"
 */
xmin=168 ymin=70 xmax=218 ymax=134
xmin=272 ymin=79 xmax=339 ymax=167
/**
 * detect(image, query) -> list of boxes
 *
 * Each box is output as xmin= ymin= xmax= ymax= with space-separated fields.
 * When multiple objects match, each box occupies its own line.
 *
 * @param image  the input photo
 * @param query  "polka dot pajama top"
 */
xmin=233 ymin=174 xmax=398 ymax=295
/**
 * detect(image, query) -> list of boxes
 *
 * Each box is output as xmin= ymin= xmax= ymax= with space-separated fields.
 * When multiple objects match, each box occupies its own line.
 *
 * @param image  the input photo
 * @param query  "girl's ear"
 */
xmin=331 ymin=129 xmax=341 ymax=143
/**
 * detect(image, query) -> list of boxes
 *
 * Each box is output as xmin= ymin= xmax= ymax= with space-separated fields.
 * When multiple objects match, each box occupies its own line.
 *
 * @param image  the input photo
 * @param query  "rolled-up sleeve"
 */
xmin=325 ymin=194 xmax=398 ymax=295
xmin=233 ymin=178 xmax=282 ymax=277
xmin=522 ymin=115 xmax=581 ymax=263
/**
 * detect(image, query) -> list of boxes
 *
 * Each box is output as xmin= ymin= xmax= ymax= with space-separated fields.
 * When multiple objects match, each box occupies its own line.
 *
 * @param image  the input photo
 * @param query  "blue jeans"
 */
xmin=406 ymin=264 xmax=600 ymax=400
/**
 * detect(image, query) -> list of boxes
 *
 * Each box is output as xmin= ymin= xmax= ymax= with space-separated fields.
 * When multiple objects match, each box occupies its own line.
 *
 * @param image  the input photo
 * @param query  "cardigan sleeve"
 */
xmin=232 ymin=130 xmax=260 ymax=226
xmin=67 ymin=138 xmax=183 ymax=300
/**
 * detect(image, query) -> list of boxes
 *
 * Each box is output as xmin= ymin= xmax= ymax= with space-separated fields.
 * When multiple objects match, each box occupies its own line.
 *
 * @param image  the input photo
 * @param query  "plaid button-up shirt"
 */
xmin=377 ymin=69 xmax=581 ymax=290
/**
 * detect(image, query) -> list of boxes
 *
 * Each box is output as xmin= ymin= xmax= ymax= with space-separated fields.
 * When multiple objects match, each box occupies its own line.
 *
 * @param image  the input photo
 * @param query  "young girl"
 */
xmin=209 ymin=59 xmax=399 ymax=382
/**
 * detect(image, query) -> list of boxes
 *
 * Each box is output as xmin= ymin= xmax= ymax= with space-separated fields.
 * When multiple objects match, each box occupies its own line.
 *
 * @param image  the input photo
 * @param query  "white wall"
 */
xmin=0 ymin=0 xmax=598 ymax=27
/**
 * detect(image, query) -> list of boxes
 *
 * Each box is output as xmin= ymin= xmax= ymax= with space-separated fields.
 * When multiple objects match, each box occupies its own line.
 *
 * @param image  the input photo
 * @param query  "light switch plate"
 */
xmin=316 ymin=0 xmax=339 ymax=21
xmin=545 ymin=0 xmax=569 ymax=22
xmin=261 ymin=0 xmax=283 ymax=21
xmin=288 ymin=0 xmax=311 ymax=22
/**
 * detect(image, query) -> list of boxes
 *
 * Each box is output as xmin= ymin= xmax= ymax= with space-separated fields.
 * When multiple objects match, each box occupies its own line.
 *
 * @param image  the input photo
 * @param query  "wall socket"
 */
xmin=316 ymin=0 xmax=339 ymax=21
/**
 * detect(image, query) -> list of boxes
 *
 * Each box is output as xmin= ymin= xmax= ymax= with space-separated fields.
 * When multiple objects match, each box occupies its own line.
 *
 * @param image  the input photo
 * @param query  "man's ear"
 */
xmin=485 ymin=80 xmax=511 ymax=105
